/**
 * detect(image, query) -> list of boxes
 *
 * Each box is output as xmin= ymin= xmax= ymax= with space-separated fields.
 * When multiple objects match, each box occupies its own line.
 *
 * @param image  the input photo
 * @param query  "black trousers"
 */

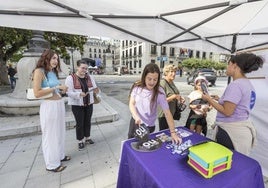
xmin=216 ymin=126 xmax=234 ymax=150
xmin=72 ymin=105 xmax=93 ymax=141
xmin=128 ymin=118 xmax=155 ymax=139
xmin=158 ymin=117 xmax=169 ymax=131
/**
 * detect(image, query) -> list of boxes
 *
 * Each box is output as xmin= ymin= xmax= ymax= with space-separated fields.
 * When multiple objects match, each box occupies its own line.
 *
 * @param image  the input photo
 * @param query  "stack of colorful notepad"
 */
xmin=188 ymin=141 xmax=233 ymax=178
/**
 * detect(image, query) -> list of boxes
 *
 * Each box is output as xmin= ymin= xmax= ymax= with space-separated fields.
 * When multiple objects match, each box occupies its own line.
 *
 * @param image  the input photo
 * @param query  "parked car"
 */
xmin=187 ymin=68 xmax=217 ymax=86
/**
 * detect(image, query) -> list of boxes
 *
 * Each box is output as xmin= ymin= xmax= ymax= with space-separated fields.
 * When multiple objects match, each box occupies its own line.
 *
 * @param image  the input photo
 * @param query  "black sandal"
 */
xmin=46 ymin=165 xmax=66 ymax=172
xmin=61 ymin=156 xmax=71 ymax=162
xmin=85 ymin=139 xmax=94 ymax=144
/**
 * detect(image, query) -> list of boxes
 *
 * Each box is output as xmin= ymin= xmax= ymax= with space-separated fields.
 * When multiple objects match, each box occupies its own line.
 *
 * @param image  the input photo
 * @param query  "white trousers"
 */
xmin=40 ymin=99 xmax=65 ymax=169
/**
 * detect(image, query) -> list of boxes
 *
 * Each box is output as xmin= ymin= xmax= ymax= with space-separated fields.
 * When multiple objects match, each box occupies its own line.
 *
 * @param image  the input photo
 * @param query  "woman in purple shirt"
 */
xmin=128 ymin=63 xmax=181 ymax=144
xmin=202 ymin=53 xmax=263 ymax=155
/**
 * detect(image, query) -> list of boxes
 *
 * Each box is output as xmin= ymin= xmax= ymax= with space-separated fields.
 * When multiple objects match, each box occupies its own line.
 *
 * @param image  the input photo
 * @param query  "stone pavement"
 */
xmin=0 ymin=99 xmax=119 ymax=140
xmin=0 ymin=92 xmax=130 ymax=188
xmin=0 ymin=78 xmax=267 ymax=188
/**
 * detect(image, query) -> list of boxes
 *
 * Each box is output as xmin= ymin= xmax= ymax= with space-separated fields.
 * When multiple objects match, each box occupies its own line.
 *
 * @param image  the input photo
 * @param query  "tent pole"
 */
xmin=227 ymin=34 xmax=237 ymax=84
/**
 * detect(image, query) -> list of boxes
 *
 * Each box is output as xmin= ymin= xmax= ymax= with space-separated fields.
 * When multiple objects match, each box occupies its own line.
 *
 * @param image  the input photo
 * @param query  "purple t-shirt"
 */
xmin=131 ymin=86 xmax=169 ymax=126
xmin=216 ymin=78 xmax=256 ymax=122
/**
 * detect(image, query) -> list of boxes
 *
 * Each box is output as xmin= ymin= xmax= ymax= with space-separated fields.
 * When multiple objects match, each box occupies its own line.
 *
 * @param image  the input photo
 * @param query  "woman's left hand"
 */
xmin=93 ymin=88 xmax=99 ymax=94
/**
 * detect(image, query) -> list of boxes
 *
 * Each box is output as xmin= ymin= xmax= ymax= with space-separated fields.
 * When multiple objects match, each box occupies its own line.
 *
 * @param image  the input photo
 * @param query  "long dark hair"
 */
xmin=229 ymin=53 xmax=263 ymax=74
xmin=129 ymin=63 xmax=162 ymax=108
xmin=35 ymin=49 xmax=61 ymax=78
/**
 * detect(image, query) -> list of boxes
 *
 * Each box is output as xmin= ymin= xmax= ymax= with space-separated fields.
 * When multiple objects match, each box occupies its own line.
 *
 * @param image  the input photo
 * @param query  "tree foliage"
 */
xmin=0 ymin=27 xmax=88 ymax=85
xmin=182 ymin=58 xmax=227 ymax=71
xmin=44 ymin=32 xmax=87 ymax=59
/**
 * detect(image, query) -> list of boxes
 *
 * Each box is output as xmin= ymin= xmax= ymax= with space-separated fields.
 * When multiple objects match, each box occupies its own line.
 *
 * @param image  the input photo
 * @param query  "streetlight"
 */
xmin=68 ymin=47 xmax=75 ymax=74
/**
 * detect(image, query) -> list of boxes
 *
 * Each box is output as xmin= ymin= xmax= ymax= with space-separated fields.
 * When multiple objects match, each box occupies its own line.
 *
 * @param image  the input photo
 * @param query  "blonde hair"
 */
xmin=163 ymin=64 xmax=177 ymax=76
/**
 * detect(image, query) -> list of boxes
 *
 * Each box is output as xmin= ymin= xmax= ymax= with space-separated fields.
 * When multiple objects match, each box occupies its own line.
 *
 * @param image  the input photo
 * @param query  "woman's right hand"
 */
xmin=171 ymin=132 xmax=182 ymax=145
xmin=134 ymin=118 xmax=142 ymax=126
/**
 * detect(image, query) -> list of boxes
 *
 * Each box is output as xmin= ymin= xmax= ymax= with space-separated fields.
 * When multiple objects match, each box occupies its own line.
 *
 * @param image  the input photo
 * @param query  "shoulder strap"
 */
xmin=29 ymin=68 xmax=50 ymax=88
xmin=40 ymin=68 xmax=50 ymax=87
xmin=164 ymin=79 xmax=178 ymax=94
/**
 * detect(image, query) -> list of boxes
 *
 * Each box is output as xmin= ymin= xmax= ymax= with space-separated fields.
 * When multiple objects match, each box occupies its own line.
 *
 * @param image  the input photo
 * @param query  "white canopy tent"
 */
xmin=1 ymin=0 xmax=268 ymax=176
xmin=1 ymin=0 xmax=268 ymax=53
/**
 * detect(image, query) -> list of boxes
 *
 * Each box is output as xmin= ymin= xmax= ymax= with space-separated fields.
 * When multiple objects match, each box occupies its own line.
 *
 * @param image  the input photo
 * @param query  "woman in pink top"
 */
xmin=128 ymin=63 xmax=181 ymax=144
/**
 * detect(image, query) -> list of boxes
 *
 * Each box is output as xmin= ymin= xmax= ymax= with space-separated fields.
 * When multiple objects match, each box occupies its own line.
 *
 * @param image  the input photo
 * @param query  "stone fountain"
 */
xmin=0 ymin=31 xmax=69 ymax=115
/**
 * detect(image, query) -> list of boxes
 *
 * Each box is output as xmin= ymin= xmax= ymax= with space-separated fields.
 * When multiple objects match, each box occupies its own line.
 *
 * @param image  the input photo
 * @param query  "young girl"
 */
xmin=185 ymin=76 xmax=212 ymax=135
xmin=128 ymin=63 xmax=181 ymax=144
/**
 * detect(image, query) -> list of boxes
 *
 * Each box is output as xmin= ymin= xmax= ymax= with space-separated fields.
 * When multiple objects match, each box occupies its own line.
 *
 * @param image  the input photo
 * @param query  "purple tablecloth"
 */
xmin=117 ymin=127 xmax=264 ymax=188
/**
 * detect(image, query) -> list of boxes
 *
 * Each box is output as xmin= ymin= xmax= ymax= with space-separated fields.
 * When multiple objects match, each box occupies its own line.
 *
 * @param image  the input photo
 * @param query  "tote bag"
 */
xmin=26 ymin=69 xmax=53 ymax=100
xmin=26 ymin=87 xmax=53 ymax=100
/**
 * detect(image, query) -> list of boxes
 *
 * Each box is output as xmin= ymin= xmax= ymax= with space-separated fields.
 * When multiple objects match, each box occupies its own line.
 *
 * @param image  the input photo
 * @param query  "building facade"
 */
xmin=70 ymin=37 xmax=228 ymax=75
xmin=120 ymin=40 xmax=217 ymax=74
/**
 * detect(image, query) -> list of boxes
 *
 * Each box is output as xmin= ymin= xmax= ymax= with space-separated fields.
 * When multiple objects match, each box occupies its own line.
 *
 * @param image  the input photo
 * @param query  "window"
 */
xmin=151 ymin=59 xmax=156 ymax=63
xmin=134 ymin=60 xmax=137 ymax=68
xmin=170 ymin=47 xmax=175 ymax=56
xmin=89 ymin=54 xmax=92 ymax=58
xmin=122 ymin=41 xmax=124 ymax=47
xmin=89 ymin=48 xmax=92 ymax=52
xmin=138 ymin=46 xmax=142 ymax=55
xmin=196 ymin=51 xmax=200 ymax=58
xmin=161 ymin=46 xmax=166 ymax=55
xmin=151 ymin=45 xmax=157 ymax=55
xmin=139 ymin=60 xmax=142 ymax=68
xmin=99 ymin=54 xmax=101 ymax=58
xmin=103 ymin=49 xmax=105 ymax=53
xmin=202 ymin=52 xmax=206 ymax=59
xmin=94 ymin=54 xmax=97 ymax=58
xmin=188 ymin=49 xmax=193 ymax=58
xmin=130 ymin=49 xmax=132 ymax=57
xmin=209 ymin=52 xmax=213 ymax=59
xmin=134 ymin=47 xmax=137 ymax=56
xmin=99 ymin=49 xmax=101 ymax=53
xmin=94 ymin=48 xmax=96 ymax=53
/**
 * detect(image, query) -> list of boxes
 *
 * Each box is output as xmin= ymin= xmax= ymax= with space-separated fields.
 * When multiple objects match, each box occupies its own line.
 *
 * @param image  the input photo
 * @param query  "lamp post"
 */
xmin=69 ymin=47 xmax=75 ymax=74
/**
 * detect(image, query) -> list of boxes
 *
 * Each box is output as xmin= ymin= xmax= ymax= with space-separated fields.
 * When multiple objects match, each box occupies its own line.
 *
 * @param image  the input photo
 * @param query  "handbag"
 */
xmin=26 ymin=70 xmax=53 ymax=100
xmin=173 ymin=106 xmax=181 ymax=120
xmin=26 ymin=87 xmax=53 ymax=100
xmin=93 ymin=93 xmax=101 ymax=104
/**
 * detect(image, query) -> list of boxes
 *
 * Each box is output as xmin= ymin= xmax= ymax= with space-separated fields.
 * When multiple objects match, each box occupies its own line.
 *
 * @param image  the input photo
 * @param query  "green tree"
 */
xmin=0 ymin=28 xmax=31 ymax=84
xmin=0 ymin=27 xmax=87 ymax=85
xmin=182 ymin=58 xmax=225 ymax=72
